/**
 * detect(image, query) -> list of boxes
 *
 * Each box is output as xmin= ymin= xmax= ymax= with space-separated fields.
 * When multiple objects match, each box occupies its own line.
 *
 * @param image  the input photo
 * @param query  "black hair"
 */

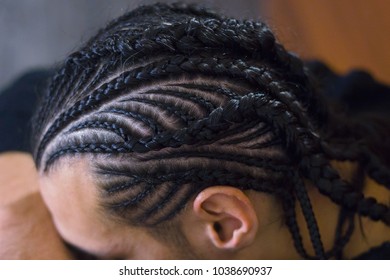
xmin=32 ymin=3 xmax=390 ymax=259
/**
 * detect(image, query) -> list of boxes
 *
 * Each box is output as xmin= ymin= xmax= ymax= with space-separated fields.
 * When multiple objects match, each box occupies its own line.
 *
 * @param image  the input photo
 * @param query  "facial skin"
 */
xmin=39 ymin=158 xmax=184 ymax=259
xmin=39 ymin=157 xmax=298 ymax=259
xmin=0 ymin=152 xmax=72 ymax=259
xmin=39 ymin=157 xmax=390 ymax=260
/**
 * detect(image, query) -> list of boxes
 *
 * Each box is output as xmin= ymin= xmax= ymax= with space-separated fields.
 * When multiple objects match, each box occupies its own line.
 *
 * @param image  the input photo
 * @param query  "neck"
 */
xmin=342 ymin=175 xmax=390 ymax=258
xmin=299 ymin=161 xmax=390 ymax=259
xmin=248 ymin=161 xmax=390 ymax=260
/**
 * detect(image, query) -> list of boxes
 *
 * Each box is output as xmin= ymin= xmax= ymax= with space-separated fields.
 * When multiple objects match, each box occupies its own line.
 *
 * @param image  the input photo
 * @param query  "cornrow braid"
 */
xmin=34 ymin=2 xmax=324 ymax=140
xmin=35 ymin=54 xmax=315 ymax=167
xmin=32 ymin=3 xmax=390 ymax=260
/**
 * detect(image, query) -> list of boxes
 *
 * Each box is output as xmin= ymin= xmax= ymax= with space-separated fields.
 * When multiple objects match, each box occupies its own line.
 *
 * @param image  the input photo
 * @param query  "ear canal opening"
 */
xmin=214 ymin=221 xmax=229 ymax=242
xmin=214 ymin=222 xmax=222 ymax=233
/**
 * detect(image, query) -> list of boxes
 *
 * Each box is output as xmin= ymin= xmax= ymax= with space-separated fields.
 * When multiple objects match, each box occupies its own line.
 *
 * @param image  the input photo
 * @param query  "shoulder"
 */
xmin=0 ymin=69 xmax=53 ymax=153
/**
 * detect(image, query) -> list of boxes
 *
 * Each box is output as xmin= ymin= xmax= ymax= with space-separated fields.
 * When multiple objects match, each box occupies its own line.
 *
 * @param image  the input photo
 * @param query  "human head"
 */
xmin=32 ymin=3 xmax=390 ymax=259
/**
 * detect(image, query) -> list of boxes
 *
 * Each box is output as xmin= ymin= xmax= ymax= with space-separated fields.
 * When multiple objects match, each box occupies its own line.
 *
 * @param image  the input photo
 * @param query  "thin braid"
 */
xmin=143 ymin=89 xmax=218 ymax=113
xmin=301 ymin=153 xmax=390 ymax=226
xmin=137 ymin=180 xmax=184 ymax=222
xmin=328 ymin=209 xmax=355 ymax=259
xmin=96 ymin=90 xmax=330 ymax=256
xmin=34 ymin=67 xmax=70 ymax=134
xmin=44 ymin=142 xmax=128 ymax=170
xmin=109 ymin=182 xmax=158 ymax=209
xmin=281 ymin=194 xmax=312 ymax=259
xmin=120 ymin=97 xmax=196 ymax=124
xmin=66 ymin=120 xmax=131 ymax=141
xmin=143 ymin=185 xmax=200 ymax=226
xmin=292 ymin=172 xmax=325 ymax=259
xmin=104 ymin=179 xmax=143 ymax=195
xmin=103 ymin=167 xmax=283 ymax=226
xmin=36 ymin=56 xmax=309 ymax=166
xmin=32 ymin=3 xmax=390 ymax=260
xmin=118 ymin=93 xmax=313 ymax=159
xmin=171 ymin=83 xmax=239 ymax=99
xmin=322 ymin=137 xmax=390 ymax=189
xmin=42 ymin=8 xmax=317 ymax=123
xmin=100 ymin=108 xmax=165 ymax=134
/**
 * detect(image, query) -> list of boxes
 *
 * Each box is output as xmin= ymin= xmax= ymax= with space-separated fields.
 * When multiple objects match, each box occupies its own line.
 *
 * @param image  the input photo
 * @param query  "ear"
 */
xmin=193 ymin=186 xmax=258 ymax=250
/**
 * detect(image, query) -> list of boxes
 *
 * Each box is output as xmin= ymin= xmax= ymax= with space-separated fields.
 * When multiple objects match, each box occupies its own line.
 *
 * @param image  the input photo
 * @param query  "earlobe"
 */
xmin=193 ymin=186 xmax=258 ymax=250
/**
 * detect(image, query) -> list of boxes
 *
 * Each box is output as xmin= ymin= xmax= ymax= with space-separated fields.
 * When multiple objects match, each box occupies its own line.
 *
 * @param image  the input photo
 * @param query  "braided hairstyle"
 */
xmin=32 ymin=3 xmax=390 ymax=259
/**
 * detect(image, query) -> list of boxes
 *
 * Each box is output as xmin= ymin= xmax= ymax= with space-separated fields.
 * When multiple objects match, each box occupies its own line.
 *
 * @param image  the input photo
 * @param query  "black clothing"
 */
xmin=354 ymin=242 xmax=390 ymax=260
xmin=0 ymin=69 xmax=52 ymax=153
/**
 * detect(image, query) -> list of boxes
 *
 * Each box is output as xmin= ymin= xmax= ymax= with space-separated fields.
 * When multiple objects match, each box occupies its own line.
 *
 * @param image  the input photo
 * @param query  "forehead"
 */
xmin=38 ymin=158 xmax=141 ymax=258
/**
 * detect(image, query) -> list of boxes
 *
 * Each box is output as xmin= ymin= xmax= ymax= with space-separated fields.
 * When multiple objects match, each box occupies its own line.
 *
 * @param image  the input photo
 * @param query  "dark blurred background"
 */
xmin=0 ymin=0 xmax=261 ymax=90
xmin=1 ymin=0 xmax=390 ymax=90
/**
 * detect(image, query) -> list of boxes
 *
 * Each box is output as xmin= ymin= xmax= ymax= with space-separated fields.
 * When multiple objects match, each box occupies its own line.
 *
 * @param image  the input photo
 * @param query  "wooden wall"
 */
xmin=262 ymin=0 xmax=390 ymax=84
